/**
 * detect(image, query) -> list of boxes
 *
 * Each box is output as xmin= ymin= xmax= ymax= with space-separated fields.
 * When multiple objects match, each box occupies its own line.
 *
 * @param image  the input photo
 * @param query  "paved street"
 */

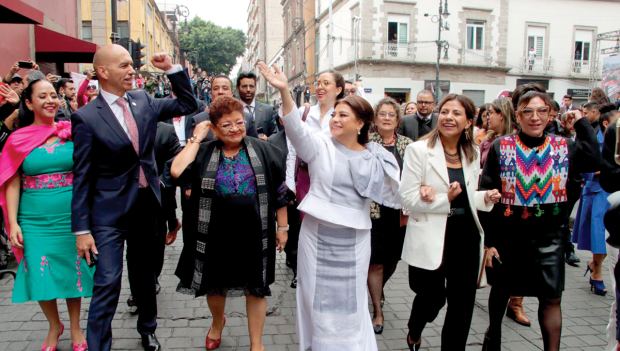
xmin=0 ymin=226 xmax=615 ymax=351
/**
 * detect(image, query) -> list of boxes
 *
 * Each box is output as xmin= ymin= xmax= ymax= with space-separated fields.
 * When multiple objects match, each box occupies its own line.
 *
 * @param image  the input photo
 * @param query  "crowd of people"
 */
xmin=0 ymin=42 xmax=618 ymax=351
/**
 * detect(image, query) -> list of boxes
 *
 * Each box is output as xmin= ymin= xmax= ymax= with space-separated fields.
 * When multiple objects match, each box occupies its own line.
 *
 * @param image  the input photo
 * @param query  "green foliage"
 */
xmin=180 ymin=17 xmax=246 ymax=75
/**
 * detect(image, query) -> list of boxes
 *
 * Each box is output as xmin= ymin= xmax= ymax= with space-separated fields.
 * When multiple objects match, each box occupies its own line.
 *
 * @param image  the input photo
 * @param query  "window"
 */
xmin=527 ymin=26 xmax=545 ymax=60
xmin=82 ymin=21 xmax=92 ymax=42
xmin=574 ymin=30 xmax=592 ymax=62
xmin=146 ymin=3 xmax=152 ymax=17
xmin=118 ymin=21 xmax=129 ymax=39
xmin=466 ymin=20 xmax=484 ymax=51
xmin=387 ymin=14 xmax=408 ymax=45
xmin=463 ymin=90 xmax=485 ymax=107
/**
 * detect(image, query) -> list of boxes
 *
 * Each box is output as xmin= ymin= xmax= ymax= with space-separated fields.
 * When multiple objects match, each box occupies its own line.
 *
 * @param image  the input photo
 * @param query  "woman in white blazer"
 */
xmin=400 ymin=94 xmax=500 ymax=351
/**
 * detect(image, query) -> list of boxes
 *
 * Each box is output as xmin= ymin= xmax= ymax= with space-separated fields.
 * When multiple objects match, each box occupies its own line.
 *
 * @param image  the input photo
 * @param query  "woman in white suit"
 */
xmin=400 ymin=94 xmax=501 ymax=351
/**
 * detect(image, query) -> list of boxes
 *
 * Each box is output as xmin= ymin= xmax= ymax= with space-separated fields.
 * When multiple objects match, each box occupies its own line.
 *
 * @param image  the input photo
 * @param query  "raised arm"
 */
xmin=568 ymin=113 xmax=601 ymax=175
xmin=258 ymin=62 xmax=322 ymax=164
xmin=148 ymin=54 xmax=198 ymax=121
xmin=171 ymin=120 xmax=210 ymax=179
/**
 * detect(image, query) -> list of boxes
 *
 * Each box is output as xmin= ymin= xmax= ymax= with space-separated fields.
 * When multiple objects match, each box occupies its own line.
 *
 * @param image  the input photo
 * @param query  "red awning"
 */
xmin=0 ymin=0 xmax=43 ymax=24
xmin=35 ymin=26 xmax=99 ymax=63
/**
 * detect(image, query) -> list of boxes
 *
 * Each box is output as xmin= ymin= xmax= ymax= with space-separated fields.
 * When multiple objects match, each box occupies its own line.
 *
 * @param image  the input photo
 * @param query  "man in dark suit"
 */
xmin=71 ymin=45 xmax=197 ymax=351
xmin=153 ymin=122 xmax=183 ymax=282
xmin=237 ymin=71 xmax=278 ymax=140
xmin=400 ymin=89 xmax=439 ymax=141
xmin=560 ymin=94 xmax=579 ymax=115
xmin=190 ymin=75 xmax=258 ymax=140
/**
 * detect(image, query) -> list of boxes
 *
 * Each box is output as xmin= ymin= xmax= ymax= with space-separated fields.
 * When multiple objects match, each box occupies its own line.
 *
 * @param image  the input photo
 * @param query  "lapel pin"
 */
xmin=131 ymin=102 xmax=137 ymax=107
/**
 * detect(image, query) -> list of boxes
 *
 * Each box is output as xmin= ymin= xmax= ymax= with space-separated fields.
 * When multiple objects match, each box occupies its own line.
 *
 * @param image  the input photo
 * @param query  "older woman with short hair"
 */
xmin=481 ymin=91 xmax=601 ymax=351
xmin=171 ymin=96 xmax=289 ymax=351
xmin=367 ymin=97 xmax=413 ymax=334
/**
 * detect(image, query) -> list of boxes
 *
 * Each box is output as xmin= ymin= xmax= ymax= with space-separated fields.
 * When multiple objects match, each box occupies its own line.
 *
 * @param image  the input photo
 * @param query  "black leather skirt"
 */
xmin=487 ymin=228 xmax=564 ymax=298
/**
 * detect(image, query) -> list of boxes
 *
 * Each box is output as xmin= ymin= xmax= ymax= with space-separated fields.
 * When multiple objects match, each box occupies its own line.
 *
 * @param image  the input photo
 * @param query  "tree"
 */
xmin=180 ymin=17 xmax=246 ymax=75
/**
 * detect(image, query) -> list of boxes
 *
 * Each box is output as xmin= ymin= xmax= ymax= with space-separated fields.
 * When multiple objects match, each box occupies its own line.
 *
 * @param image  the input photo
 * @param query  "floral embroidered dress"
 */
xmin=12 ymin=138 xmax=95 ymax=303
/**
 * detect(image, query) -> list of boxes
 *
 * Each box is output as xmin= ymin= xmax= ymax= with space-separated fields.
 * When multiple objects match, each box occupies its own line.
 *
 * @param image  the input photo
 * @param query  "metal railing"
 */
xmin=384 ymin=42 xmax=415 ymax=60
xmin=570 ymin=60 xmax=591 ymax=76
xmin=520 ymin=56 xmax=554 ymax=74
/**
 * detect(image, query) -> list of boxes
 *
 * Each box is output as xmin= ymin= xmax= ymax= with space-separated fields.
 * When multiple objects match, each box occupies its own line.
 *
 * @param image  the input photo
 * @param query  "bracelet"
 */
xmin=277 ymin=225 xmax=289 ymax=231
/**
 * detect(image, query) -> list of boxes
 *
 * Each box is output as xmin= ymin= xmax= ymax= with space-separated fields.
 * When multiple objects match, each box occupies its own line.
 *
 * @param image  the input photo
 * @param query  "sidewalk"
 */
xmin=0 ymin=235 xmax=614 ymax=351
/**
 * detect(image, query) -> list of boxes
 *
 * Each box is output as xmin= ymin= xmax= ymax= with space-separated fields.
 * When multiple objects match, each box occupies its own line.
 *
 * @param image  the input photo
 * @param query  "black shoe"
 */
xmin=406 ymin=333 xmax=421 ymax=351
xmin=373 ymin=325 xmax=383 ymax=334
xmin=291 ymin=275 xmax=297 ymax=289
xmin=155 ymin=283 xmax=161 ymax=295
xmin=482 ymin=328 xmax=501 ymax=351
xmin=141 ymin=334 xmax=161 ymax=351
xmin=566 ymin=252 xmax=580 ymax=266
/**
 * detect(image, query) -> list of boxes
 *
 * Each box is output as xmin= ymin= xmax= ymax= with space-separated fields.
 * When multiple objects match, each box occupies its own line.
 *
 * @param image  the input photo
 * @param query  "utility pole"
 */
xmin=328 ymin=0 xmax=333 ymax=69
xmin=430 ymin=0 xmax=449 ymax=102
xmin=354 ymin=16 xmax=360 ymax=81
xmin=110 ymin=0 xmax=119 ymax=44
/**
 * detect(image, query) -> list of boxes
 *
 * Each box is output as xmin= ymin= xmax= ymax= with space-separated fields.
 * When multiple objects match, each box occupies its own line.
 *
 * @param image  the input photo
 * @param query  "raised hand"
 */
xmin=0 ymin=84 xmax=20 ymax=105
xmin=86 ymin=69 xmax=96 ymax=81
xmin=257 ymin=62 xmax=289 ymax=92
xmin=194 ymin=120 xmax=211 ymax=141
xmin=151 ymin=53 xmax=173 ymax=72
xmin=447 ymin=181 xmax=462 ymax=202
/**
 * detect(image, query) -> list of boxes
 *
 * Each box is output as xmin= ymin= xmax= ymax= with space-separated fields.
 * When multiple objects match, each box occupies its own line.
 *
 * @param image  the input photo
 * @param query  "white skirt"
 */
xmin=296 ymin=214 xmax=378 ymax=351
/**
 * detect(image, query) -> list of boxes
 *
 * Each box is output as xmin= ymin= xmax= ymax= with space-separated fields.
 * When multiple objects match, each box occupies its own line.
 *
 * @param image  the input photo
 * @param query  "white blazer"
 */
xmin=400 ymin=139 xmax=493 ymax=283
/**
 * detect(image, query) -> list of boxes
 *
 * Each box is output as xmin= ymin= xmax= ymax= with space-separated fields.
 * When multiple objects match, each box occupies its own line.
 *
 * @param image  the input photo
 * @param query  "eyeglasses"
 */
xmin=417 ymin=100 xmax=435 ymax=106
xmin=87 ymin=85 xmax=96 ymax=90
xmin=378 ymin=112 xmax=397 ymax=118
xmin=521 ymin=106 xmax=550 ymax=118
xmin=217 ymin=120 xmax=246 ymax=131
xmin=344 ymin=89 xmax=356 ymax=95
xmin=314 ymin=80 xmax=334 ymax=88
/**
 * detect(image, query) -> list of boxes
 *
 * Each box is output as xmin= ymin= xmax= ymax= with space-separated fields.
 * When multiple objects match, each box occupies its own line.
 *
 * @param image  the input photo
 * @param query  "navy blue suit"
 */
xmin=71 ymin=69 xmax=197 ymax=351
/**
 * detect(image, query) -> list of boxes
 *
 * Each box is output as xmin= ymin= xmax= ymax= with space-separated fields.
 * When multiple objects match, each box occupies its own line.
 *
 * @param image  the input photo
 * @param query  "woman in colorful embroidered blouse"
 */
xmin=0 ymin=79 xmax=95 ymax=351
xmin=480 ymin=91 xmax=600 ymax=351
xmin=170 ymin=96 xmax=289 ymax=351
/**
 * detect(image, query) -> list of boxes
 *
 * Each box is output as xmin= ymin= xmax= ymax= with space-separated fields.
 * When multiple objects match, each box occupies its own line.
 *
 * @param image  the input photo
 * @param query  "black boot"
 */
xmin=482 ymin=328 xmax=501 ymax=351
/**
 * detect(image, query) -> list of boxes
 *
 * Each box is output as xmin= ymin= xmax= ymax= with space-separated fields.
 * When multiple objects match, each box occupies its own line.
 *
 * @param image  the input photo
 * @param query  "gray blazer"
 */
xmin=191 ymin=110 xmax=258 ymax=141
xmin=252 ymin=100 xmax=279 ymax=136
xmin=399 ymin=112 xmax=439 ymax=141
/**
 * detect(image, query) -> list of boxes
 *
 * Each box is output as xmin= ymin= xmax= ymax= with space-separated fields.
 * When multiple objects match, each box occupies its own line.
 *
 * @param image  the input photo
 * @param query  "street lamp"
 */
xmin=425 ymin=0 xmax=450 ymax=101
xmin=171 ymin=5 xmax=190 ymax=64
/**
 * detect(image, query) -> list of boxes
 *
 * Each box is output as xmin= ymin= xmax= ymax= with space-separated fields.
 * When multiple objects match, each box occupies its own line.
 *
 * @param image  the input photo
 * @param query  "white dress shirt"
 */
xmin=173 ymin=116 xmax=187 ymax=146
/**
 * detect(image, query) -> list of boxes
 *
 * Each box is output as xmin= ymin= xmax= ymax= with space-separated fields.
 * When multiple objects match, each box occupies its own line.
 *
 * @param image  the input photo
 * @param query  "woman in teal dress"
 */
xmin=0 ymin=79 xmax=94 ymax=351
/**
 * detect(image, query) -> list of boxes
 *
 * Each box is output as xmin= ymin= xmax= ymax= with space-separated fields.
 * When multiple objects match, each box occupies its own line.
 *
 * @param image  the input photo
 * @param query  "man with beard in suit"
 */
xmin=237 ymin=71 xmax=278 ymax=140
xmin=400 ymin=90 xmax=439 ymax=141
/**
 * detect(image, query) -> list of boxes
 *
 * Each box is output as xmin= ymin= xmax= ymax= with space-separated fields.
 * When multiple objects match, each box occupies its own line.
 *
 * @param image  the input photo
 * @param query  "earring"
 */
xmin=465 ymin=129 xmax=471 ymax=141
xmin=357 ymin=129 xmax=361 ymax=135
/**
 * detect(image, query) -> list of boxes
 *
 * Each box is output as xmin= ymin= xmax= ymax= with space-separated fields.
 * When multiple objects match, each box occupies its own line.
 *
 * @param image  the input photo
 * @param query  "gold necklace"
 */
xmin=444 ymin=149 xmax=461 ymax=164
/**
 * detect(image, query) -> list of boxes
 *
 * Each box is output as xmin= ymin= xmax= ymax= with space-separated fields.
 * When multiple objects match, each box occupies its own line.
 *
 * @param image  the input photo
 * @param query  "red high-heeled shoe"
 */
xmin=41 ymin=323 xmax=64 ymax=351
xmin=205 ymin=316 xmax=226 ymax=350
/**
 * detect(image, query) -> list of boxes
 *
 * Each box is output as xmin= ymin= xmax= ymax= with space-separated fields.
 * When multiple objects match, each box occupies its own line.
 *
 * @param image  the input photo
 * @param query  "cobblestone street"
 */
xmin=0 ymin=229 xmax=615 ymax=351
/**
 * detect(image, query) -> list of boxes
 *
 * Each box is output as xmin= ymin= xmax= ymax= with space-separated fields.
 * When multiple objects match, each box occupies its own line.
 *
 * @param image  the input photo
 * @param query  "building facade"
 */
xmin=315 ymin=0 xmax=620 ymax=106
xmin=0 ymin=0 xmax=95 ymax=75
xmin=246 ymin=0 xmax=285 ymax=99
xmin=81 ymin=0 xmax=178 ymax=73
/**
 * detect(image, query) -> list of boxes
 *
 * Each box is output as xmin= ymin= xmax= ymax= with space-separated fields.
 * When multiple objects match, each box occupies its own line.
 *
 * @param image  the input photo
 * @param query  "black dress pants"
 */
xmin=87 ymin=188 xmax=159 ymax=351
xmin=155 ymin=185 xmax=177 ymax=278
xmin=407 ymin=213 xmax=480 ymax=351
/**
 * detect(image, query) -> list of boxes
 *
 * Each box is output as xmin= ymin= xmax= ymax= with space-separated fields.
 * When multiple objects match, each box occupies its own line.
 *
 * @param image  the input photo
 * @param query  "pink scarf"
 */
xmin=0 ymin=121 xmax=71 ymax=263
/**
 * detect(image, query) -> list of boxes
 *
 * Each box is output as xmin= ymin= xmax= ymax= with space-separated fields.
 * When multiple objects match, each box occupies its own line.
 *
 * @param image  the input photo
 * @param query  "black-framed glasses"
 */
xmin=521 ymin=106 xmax=550 ymax=118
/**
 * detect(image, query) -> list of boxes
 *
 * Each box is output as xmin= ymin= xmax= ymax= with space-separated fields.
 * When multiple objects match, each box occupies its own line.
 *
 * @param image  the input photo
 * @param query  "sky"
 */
xmin=157 ymin=0 xmax=252 ymax=33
